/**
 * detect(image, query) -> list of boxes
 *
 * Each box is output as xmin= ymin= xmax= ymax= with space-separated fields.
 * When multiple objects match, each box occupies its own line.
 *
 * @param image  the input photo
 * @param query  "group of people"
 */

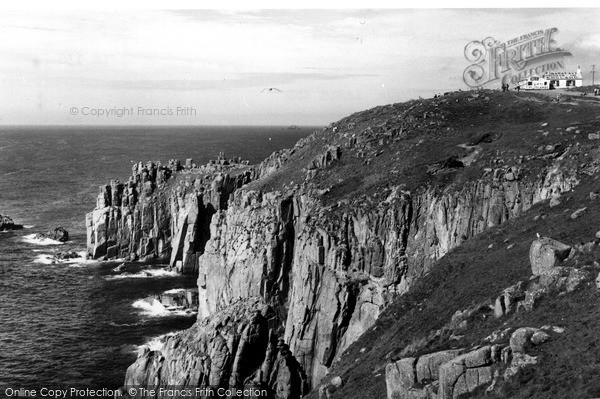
xmin=501 ymin=83 xmax=520 ymax=91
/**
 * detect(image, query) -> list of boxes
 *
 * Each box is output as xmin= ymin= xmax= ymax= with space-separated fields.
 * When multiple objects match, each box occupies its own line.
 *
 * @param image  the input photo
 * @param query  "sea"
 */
xmin=0 ymin=126 xmax=313 ymax=392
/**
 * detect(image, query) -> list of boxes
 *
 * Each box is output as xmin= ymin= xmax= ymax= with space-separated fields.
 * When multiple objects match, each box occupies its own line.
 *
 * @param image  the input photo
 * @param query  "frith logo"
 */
xmin=463 ymin=28 xmax=572 ymax=88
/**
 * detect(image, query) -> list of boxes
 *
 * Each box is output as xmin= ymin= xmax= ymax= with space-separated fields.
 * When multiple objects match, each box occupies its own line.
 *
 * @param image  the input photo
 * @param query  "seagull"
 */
xmin=261 ymin=87 xmax=281 ymax=92
xmin=359 ymin=19 xmax=366 ymax=25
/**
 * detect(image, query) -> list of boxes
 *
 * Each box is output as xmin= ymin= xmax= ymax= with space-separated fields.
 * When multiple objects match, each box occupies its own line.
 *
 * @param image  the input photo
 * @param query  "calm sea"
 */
xmin=0 ymin=126 xmax=313 ymax=390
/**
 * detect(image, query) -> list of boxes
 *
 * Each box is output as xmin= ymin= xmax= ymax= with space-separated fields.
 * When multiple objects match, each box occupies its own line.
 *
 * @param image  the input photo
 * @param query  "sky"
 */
xmin=0 ymin=6 xmax=599 ymax=126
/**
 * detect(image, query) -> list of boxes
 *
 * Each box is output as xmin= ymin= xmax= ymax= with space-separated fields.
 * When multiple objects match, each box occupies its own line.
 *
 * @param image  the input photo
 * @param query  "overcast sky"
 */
xmin=1 ymin=8 xmax=599 ymax=125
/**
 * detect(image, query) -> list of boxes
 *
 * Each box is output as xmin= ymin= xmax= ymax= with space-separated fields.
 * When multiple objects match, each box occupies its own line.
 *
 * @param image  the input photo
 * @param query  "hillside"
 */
xmin=248 ymin=89 xmax=600 ymax=210
xmin=310 ymin=173 xmax=600 ymax=399
xmin=86 ymin=88 xmax=600 ymax=398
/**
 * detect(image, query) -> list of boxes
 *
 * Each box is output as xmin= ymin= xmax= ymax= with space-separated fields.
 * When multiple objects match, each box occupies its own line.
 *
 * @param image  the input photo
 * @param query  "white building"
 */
xmin=517 ymin=76 xmax=551 ymax=90
xmin=516 ymin=67 xmax=583 ymax=90
xmin=543 ymin=66 xmax=583 ymax=88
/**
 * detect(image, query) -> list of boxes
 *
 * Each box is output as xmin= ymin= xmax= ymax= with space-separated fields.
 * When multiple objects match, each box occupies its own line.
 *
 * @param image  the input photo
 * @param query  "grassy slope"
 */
xmin=248 ymin=90 xmax=600 ymax=213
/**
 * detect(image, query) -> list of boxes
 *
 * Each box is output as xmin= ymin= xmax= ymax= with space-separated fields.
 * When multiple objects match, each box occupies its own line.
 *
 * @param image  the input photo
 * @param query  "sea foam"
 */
xmin=135 ymin=331 xmax=178 ymax=353
xmin=105 ymin=268 xmax=178 ymax=280
xmin=22 ymin=233 xmax=64 ymax=246
xmin=132 ymin=298 xmax=197 ymax=317
xmin=33 ymin=251 xmax=90 ymax=266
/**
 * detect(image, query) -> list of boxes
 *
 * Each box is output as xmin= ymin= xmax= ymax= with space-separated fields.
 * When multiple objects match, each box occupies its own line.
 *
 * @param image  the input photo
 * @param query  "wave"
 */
xmin=32 ymin=251 xmax=91 ymax=266
xmin=104 ymin=268 xmax=178 ymax=280
xmin=162 ymin=288 xmax=187 ymax=295
xmin=135 ymin=331 xmax=178 ymax=353
xmin=22 ymin=233 xmax=64 ymax=246
xmin=108 ymin=321 xmax=144 ymax=327
xmin=132 ymin=298 xmax=197 ymax=317
xmin=133 ymin=298 xmax=171 ymax=317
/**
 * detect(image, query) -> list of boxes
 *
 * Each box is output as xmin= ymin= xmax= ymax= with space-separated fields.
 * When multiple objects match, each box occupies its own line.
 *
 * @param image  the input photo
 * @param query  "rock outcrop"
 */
xmin=529 ymin=237 xmax=572 ymax=276
xmin=52 ymin=227 xmax=69 ymax=242
xmin=86 ymin=157 xmax=256 ymax=272
xmin=138 ymin=288 xmax=199 ymax=314
xmin=125 ymin=298 xmax=307 ymax=398
xmin=0 ymin=215 xmax=23 ymax=231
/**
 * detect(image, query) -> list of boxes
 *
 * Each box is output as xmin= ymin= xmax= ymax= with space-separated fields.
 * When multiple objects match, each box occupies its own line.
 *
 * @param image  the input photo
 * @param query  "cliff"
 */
xmin=86 ymin=155 xmax=256 ymax=273
xmin=86 ymin=89 xmax=600 ymax=398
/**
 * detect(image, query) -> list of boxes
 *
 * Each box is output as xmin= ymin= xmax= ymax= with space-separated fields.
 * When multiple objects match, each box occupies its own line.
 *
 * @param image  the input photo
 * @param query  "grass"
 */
xmin=246 ymin=89 xmax=600 ymax=221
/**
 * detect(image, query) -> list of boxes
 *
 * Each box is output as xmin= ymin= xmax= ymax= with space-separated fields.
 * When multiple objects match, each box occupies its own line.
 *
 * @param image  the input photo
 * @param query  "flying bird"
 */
xmin=261 ymin=87 xmax=281 ymax=92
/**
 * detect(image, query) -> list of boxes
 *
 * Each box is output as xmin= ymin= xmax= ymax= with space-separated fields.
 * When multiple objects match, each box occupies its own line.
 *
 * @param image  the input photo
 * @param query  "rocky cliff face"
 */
xmin=90 ymin=90 xmax=600 ymax=398
xmin=86 ymin=156 xmax=256 ymax=274
xmin=193 ymin=159 xmax=578 ymax=389
xmin=114 ymin=160 xmax=579 ymax=394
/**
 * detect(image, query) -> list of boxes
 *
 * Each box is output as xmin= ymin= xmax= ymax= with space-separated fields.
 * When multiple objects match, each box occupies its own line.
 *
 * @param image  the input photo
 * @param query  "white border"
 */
xmin=0 ymin=1 xmax=599 ymax=10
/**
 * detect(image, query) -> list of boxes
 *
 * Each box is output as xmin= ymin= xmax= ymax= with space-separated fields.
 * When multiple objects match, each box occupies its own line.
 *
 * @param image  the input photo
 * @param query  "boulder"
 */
xmin=531 ymin=330 xmax=551 ymax=346
xmin=0 ymin=215 xmax=23 ymax=231
xmin=54 ymin=251 xmax=80 ymax=261
xmin=386 ymin=357 xmax=417 ymax=397
xmin=570 ymin=207 xmax=587 ymax=220
xmin=415 ymin=349 xmax=463 ymax=383
xmin=529 ymin=237 xmax=571 ymax=276
xmin=494 ymin=281 xmax=525 ymax=318
xmin=504 ymin=353 xmax=538 ymax=379
xmin=510 ymin=327 xmax=549 ymax=353
xmin=330 ymin=376 xmax=343 ymax=388
xmin=549 ymin=194 xmax=561 ymax=207
xmin=437 ymin=346 xmax=494 ymax=399
xmin=386 ymin=350 xmax=463 ymax=399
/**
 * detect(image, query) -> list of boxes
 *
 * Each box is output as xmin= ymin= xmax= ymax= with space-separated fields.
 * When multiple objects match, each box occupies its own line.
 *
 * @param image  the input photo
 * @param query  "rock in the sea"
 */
xmin=53 ymin=227 xmax=69 ymax=242
xmin=0 ymin=215 xmax=23 ymax=231
xmin=529 ymin=237 xmax=571 ymax=276
xmin=54 ymin=251 xmax=79 ymax=261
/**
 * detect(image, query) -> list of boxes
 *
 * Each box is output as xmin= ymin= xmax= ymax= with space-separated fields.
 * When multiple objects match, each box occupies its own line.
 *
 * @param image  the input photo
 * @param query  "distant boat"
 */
xmin=287 ymin=125 xmax=300 ymax=130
